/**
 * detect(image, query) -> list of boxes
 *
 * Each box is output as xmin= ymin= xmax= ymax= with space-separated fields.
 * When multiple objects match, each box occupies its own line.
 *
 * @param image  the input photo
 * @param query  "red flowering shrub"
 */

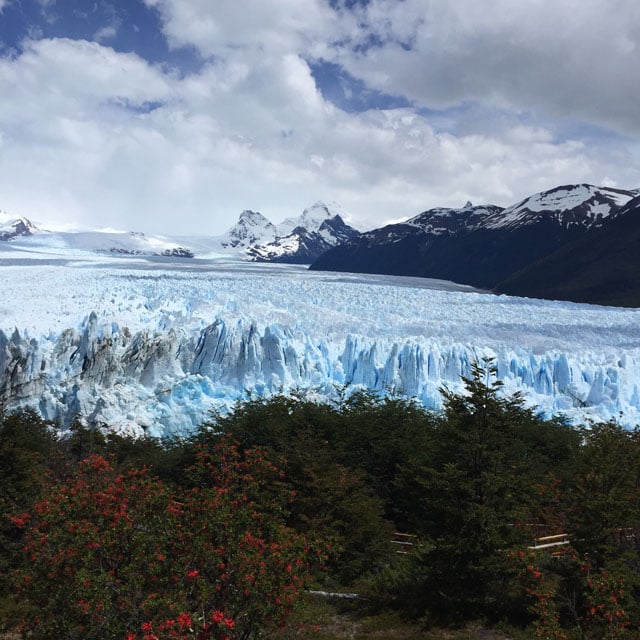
xmin=10 ymin=439 xmax=318 ymax=640
xmin=513 ymin=548 xmax=635 ymax=639
xmin=583 ymin=567 xmax=632 ymax=638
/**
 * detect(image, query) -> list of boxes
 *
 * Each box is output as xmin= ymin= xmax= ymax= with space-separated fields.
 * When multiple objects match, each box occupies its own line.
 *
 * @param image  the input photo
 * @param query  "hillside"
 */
xmin=310 ymin=184 xmax=640 ymax=303
xmin=496 ymin=195 xmax=640 ymax=306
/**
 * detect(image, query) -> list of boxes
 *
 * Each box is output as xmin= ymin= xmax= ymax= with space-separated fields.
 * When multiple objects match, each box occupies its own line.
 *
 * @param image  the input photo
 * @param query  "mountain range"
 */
xmin=3 ymin=184 xmax=640 ymax=306
xmin=215 ymin=202 xmax=359 ymax=263
xmin=310 ymin=184 xmax=640 ymax=307
xmin=0 ymin=201 xmax=357 ymax=264
xmin=0 ymin=214 xmax=38 ymax=241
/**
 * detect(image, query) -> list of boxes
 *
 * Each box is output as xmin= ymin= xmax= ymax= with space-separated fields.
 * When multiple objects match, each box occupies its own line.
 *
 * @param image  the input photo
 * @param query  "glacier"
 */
xmin=1 ymin=252 xmax=640 ymax=438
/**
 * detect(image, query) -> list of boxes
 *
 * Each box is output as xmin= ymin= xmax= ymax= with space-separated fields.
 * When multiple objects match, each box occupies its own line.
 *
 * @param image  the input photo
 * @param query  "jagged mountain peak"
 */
xmin=278 ymin=201 xmax=344 ymax=236
xmin=220 ymin=209 xmax=277 ymax=249
xmin=249 ymin=202 xmax=359 ymax=264
xmin=238 ymin=209 xmax=272 ymax=224
xmin=213 ymin=202 xmax=358 ymax=263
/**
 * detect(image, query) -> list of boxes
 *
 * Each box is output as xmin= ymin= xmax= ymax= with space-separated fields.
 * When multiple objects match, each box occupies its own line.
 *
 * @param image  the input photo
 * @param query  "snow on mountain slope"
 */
xmin=405 ymin=203 xmax=503 ymax=235
xmin=215 ymin=202 xmax=360 ymax=263
xmin=1 ymin=254 xmax=639 ymax=438
xmin=0 ymin=214 xmax=39 ymax=241
xmin=218 ymin=210 xmax=278 ymax=250
xmin=6 ymin=229 xmax=194 ymax=258
xmin=278 ymin=201 xmax=344 ymax=236
xmin=0 ymin=200 xmax=356 ymax=264
xmin=483 ymin=184 xmax=638 ymax=230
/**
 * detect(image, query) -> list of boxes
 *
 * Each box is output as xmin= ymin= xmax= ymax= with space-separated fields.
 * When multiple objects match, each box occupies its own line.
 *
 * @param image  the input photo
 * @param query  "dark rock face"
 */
xmin=161 ymin=247 xmax=195 ymax=258
xmin=495 ymin=195 xmax=640 ymax=306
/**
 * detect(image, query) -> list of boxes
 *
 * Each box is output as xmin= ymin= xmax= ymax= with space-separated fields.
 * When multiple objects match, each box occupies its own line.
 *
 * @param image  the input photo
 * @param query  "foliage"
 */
xmin=513 ymin=548 xmax=636 ymax=639
xmin=199 ymin=394 xmax=394 ymax=585
xmin=8 ymin=440 xmax=318 ymax=640
xmin=385 ymin=361 xmax=579 ymax=622
xmin=2 ymin=365 xmax=640 ymax=638
xmin=0 ymin=411 xmax=57 ymax=616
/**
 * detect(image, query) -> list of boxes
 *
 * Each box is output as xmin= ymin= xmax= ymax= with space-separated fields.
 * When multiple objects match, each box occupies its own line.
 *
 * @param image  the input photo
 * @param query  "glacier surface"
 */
xmin=1 ymin=251 xmax=640 ymax=438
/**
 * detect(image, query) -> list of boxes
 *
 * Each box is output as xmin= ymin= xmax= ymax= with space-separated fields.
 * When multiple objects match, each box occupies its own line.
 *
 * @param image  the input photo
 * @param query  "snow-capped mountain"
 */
xmin=2 ymin=257 xmax=640 ymax=437
xmin=218 ymin=210 xmax=278 ymax=250
xmin=405 ymin=202 xmax=503 ymax=234
xmin=496 ymin=194 xmax=640 ymax=305
xmin=216 ymin=201 xmax=360 ymax=263
xmin=309 ymin=201 xmax=507 ymax=281
xmin=311 ymin=183 xmax=640 ymax=305
xmin=0 ymin=226 xmax=195 ymax=258
xmin=248 ymin=203 xmax=360 ymax=263
xmin=0 ymin=201 xmax=357 ymax=264
xmin=0 ymin=215 xmax=38 ymax=241
xmin=339 ymin=202 xmax=503 ymax=248
xmin=483 ymin=184 xmax=638 ymax=230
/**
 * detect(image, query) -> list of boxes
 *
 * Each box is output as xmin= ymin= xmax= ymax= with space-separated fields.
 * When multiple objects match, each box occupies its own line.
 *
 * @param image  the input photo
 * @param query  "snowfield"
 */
xmin=1 ymin=247 xmax=640 ymax=437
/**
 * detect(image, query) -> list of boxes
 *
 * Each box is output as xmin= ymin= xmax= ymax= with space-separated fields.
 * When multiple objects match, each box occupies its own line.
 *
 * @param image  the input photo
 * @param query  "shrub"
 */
xmin=9 ymin=439 xmax=319 ymax=639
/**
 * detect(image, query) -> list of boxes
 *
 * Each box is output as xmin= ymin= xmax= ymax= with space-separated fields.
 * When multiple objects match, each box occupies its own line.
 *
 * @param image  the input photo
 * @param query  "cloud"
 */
xmin=94 ymin=25 xmax=118 ymax=42
xmin=0 ymin=2 xmax=638 ymax=236
xmin=142 ymin=0 xmax=343 ymax=59
xmin=333 ymin=0 xmax=640 ymax=136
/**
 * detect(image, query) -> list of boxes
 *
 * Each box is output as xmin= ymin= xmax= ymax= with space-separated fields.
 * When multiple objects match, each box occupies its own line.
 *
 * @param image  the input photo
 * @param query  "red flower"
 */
xmin=186 ymin=569 xmax=199 ymax=580
xmin=178 ymin=612 xmax=193 ymax=630
xmin=211 ymin=610 xmax=224 ymax=624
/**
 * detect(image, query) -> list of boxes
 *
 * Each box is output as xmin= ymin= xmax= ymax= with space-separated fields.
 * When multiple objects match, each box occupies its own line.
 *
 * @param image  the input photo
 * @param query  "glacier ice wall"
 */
xmin=1 ymin=312 xmax=640 ymax=438
xmin=1 ymin=260 xmax=640 ymax=437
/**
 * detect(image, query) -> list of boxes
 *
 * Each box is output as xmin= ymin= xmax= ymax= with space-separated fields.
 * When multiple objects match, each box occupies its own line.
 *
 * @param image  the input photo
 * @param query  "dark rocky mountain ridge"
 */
xmin=310 ymin=184 xmax=640 ymax=306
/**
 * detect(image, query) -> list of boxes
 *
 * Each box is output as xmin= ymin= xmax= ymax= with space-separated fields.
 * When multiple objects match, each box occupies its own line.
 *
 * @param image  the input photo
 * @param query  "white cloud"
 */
xmin=0 ymin=2 xmax=639 ymax=236
xmin=143 ymin=0 xmax=341 ymax=58
xmin=94 ymin=25 xmax=118 ymax=43
xmin=0 ymin=38 xmax=172 ymax=109
xmin=335 ymin=0 xmax=640 ymax=136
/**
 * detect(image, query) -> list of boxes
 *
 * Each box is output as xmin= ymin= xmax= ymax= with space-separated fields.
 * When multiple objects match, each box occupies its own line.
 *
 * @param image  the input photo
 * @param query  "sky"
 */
xmin=0 ymin=0 xmax=640 ymax=235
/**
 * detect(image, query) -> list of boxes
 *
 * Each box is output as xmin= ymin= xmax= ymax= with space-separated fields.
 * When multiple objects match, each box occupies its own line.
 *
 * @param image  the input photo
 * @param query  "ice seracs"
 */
xmin=1 ymin=256 xmax=639 ymax=438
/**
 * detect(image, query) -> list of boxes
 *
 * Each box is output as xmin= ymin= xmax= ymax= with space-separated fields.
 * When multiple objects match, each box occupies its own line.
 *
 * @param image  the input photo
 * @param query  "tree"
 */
xmin=391 ymin=360 xmax=577 ymax=621
xmin=199 ymin=395 xmax=393 ymax=586
xmin=0 ymin=411 xmax=57 ymax=622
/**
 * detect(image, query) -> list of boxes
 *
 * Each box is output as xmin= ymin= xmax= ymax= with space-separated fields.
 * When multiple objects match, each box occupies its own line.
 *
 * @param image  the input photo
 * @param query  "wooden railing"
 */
xmin=391 ymin=532 xmax=416 ymax=554
xmin=528 ymin=533 xmax=570 ymax=552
